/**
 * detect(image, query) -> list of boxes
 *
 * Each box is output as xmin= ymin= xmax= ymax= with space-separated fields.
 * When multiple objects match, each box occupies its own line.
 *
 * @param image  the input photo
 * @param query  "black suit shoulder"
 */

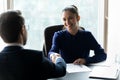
xmin=0 ymin=46 xmax=66 ymax=80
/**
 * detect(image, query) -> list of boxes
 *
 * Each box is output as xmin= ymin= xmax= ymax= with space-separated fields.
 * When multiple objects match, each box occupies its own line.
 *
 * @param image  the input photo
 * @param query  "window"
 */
xmin=1 ymin=0 xmax=105 ymax=51
xmin=0 ymin=0 xmax=7 ymax=51
xmin=108 ymin=0 xmax=120 ymax=63
xmin=0 ymin=0 xmax=7 ymax=13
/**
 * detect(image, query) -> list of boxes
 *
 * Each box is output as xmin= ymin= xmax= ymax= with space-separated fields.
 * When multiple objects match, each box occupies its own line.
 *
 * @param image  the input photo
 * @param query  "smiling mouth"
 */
xmin=67 ymin=25 xmax=72 ymax=27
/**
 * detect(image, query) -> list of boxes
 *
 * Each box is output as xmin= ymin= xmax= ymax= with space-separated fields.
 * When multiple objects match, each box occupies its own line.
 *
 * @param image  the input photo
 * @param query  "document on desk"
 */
xmin=89 ymin=66 xmax=119 ymax=79
xmin=66 ymin=63 xmax=91 ymax=73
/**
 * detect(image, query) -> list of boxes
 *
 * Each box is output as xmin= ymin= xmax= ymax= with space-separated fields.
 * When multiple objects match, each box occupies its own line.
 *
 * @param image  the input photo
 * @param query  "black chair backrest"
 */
xmin=43 ymin=25 xmax=64 ymax=56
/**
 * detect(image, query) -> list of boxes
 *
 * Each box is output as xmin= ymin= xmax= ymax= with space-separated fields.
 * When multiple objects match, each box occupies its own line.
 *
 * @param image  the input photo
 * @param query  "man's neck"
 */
xmin=6 ymin=43 xmax=23 ymax=47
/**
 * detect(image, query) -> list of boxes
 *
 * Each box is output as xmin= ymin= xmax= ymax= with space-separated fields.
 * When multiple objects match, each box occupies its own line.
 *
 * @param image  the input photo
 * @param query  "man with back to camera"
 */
xmin=0 ymin=10 xmax=66 ymax=80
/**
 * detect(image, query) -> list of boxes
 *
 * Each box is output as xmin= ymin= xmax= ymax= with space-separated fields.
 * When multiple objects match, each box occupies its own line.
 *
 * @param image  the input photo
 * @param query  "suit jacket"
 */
xmin=0 ymin=46 xmax=66 ymax=80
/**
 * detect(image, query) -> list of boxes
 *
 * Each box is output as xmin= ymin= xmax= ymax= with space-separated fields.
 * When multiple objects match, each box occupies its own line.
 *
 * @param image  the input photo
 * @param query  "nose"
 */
xmin=65 ymin=19 xmax=70 ymax=25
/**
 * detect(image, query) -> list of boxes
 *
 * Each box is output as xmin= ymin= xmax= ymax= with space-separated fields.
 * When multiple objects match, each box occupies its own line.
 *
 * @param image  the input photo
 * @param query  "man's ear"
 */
xmin=19 ymin=25 xmax=26 ymax=45
xmin=21 ymin=25 xmax=25 ymax=34
xmin=77 ymin=15 xmax=80 ymax=21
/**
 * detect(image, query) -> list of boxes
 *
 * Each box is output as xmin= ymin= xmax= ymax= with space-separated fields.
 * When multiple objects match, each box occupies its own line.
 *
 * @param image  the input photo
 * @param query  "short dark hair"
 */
xmin=62 ymin=5 xmax=79 ymax=17
xmin=0 ymin=10 xmax=25 ymax=43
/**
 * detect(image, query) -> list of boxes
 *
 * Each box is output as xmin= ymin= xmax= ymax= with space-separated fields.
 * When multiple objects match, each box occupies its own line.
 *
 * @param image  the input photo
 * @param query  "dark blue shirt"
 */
xmin=49 ymin=29 xmax=107 ymax=64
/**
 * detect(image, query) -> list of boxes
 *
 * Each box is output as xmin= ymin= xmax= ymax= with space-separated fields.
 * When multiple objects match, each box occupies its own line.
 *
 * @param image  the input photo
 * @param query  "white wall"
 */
xmin=108 ymin=0 xmax=120 ymax=62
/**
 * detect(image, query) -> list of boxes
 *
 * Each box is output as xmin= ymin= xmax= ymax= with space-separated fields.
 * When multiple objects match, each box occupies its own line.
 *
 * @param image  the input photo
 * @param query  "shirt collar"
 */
xmin=6 ymin=43 xmax=23 ymax=47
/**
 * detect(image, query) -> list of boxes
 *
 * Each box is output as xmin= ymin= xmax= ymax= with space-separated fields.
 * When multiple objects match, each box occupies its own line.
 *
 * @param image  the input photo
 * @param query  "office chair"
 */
xmin=43 ymin=25 xmax=85 ymax=57
xmin=43 ymin=25 xmax=64 ymax=57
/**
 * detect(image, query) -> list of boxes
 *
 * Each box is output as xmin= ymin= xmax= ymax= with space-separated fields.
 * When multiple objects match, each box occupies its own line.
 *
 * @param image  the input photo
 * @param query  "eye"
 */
xmin=63 ymin=18 xmax=66 ymax=21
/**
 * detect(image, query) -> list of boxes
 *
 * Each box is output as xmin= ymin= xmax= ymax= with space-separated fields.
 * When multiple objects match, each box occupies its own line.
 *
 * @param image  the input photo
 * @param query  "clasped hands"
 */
xmin=50 ymin=53 xmax=61 ymax=63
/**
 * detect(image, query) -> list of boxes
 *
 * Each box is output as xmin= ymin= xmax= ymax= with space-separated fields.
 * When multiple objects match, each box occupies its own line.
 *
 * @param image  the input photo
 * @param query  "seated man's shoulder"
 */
xmin=23 ymin=49 xmax=43 ymax=56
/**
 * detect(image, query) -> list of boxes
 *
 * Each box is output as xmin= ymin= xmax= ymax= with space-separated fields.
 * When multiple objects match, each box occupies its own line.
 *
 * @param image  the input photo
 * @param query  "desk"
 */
xmin=48 ymin=65 xmax=120 ymax=80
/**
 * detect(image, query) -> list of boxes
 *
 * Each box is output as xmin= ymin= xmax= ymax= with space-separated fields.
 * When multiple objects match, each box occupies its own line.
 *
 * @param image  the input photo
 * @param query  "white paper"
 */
xmin=90 ymin=61 xmax=113 ymax=67
xmin=66 ymin=63 xmax=91 ymax=73
xmin=89 ymin=66 xmax=119 ymax=79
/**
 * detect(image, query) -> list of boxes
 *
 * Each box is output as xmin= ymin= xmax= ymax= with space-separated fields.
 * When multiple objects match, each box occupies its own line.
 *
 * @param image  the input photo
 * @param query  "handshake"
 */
xmin=50 ymin=53 xmax=61 ymax=63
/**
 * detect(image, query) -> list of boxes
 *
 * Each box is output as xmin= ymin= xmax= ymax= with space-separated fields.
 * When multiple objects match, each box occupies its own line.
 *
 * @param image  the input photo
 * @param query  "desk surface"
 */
xmin=48 ymin=64 xmax=120 ymax=80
